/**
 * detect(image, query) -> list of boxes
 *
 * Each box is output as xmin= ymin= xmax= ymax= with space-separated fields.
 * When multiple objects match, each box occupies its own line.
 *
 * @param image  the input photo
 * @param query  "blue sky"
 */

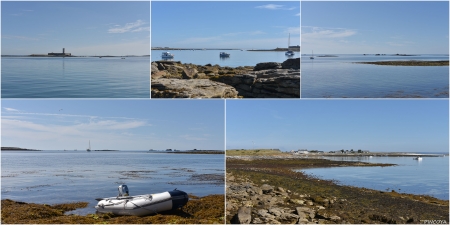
xmin=1 ymin=2 xmax=150 ymax=55
xmin=302 ymin=1 xmax=449 ymax=54
xmin=1 ymin=100 xmax=224 ymax=150
xmin=226 ymin=100 xmax=449 ymax=153
xmin=151 ymin=1 xmax=300 ymax=49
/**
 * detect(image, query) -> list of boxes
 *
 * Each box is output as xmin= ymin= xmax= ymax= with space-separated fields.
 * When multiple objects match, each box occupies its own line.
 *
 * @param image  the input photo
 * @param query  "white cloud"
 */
xmin=131 ymin=27 xmax=150 ymax=33
xmin=286 ymin=27 xmax=301 ymax=35
xmin=296 ymin=13 xmax=300 ymax=16
xmin=3 ymin=107 xmax=19 ymax=112
xmin=108 ymin=20 xmax=149 ymax=34
xmin=256 ymin=4 xmax=295 ymax=10
xmin=302 ymin=27 xmax=357 ymax=39
xmin=1 ymin=35 xmax=39 ymax=41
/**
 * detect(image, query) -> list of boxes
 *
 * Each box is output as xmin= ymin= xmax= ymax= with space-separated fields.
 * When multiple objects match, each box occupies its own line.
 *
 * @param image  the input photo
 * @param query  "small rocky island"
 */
xmin=1 ymin=147 xmax=41 ymax=151
xmin=151 ymin=58 xmax=300 ymax=98
xmin=355 ymin=60 xmax=449 ymax=66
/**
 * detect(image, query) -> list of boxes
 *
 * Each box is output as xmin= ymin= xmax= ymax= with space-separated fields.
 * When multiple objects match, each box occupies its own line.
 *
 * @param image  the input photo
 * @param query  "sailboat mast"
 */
xmin=288 ymin=33 xmax=290 ymax=48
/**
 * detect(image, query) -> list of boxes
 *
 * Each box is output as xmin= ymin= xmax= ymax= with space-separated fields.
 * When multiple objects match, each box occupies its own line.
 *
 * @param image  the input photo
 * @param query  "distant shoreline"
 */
xmin=1 ymin=55 xmax=150 ymax=57
xmin=1 ymin=147 xmax=41 ymax=151
xmin=151 ymin=47 xmax=300 ymax=52
xmin=226 ymin=149 xmax=448 ymax=157
xmin=354 ymin=60 xmax=449 ymax=66
xmin=164 ymin=150 xmax=225 ymax=154
xmin=1 ymin=147 xmax=223 ymax=153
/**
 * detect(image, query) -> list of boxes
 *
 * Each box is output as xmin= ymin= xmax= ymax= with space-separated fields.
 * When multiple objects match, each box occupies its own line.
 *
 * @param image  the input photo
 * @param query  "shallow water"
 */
xmin=1 ymin=151 xmax=224 ymax=215
xmin=298 ymin=155 xmax=449 ymax=200
xmin=301 ymin=54 xmax=449 ymax=98
xmin=1 ymin=57 xmax=150 ymax=98
xmin=151 ymin=50 xmax=298 ymax=67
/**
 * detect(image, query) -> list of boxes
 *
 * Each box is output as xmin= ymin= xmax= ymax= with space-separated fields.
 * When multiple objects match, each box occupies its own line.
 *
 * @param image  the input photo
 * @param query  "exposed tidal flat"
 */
xmin=1 ymin=56 xmax=150 ymax=98
xmin=1 ymin=195 xmax=224 ymax=224
xmin=1 ymin=151 xmax=224 ymax=222
xmin=226 ymin=150 xmax=449 ymax=224
xmin=301 ymin=54 xmax=449 ymax=98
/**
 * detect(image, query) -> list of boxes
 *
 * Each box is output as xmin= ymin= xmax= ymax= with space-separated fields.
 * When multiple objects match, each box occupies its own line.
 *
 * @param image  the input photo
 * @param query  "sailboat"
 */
xmin=87 ymin=140 xmax=91 ymax=152
xmin=310 ymin=50 xmax=314 ymax=59
xmin=285 ymin=33 xmax=295 ymax=56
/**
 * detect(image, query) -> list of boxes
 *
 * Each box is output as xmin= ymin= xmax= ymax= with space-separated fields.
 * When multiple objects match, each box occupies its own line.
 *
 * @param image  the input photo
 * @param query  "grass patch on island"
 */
xmin=226 ymin=149 xmax=288 ymax=156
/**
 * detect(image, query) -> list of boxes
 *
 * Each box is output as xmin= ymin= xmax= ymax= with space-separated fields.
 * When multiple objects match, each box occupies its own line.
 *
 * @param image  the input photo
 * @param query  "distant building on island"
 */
xmin=30 ymin=48 xmax=72 ymax=57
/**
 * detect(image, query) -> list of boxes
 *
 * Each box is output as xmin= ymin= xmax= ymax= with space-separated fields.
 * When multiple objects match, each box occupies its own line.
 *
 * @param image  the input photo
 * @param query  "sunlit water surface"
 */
xmin=301 ymin=54 xmax=449 ymax=98
xmin=298 ymin=155 xmax=449 ymax=200
xmin=1 ymin=57 xmax=150 ymax=98
xmin=1 ymin=151 xmax=224 ymax=215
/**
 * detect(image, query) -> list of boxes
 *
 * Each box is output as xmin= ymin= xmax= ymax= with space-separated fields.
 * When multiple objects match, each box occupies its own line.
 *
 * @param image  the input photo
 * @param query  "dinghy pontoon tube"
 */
xmin=95 ymin=185 xmax=189 ymax=216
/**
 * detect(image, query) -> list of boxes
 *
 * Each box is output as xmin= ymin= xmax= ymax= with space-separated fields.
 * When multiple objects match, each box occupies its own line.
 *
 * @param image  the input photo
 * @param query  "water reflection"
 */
xmin=219 ymin=56 xmax=230 ymax=61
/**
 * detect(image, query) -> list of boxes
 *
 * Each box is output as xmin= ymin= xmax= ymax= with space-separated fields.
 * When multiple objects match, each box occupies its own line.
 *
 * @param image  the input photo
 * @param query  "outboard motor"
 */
xmin=118 ymin=184 xmax=129 ymax=197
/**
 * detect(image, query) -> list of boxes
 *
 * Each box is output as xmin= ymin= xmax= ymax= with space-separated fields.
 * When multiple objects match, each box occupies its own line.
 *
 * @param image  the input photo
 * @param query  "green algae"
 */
xmin=227 ymin=157 xmax=449 ymax=224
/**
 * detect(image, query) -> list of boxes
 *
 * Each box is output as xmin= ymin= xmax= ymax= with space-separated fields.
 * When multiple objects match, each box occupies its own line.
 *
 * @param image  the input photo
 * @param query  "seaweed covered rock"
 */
xmin=253 ymin=62 xmax=282 ymax=71
xmin=151 ymin=78 xmax=238 ymax=98
xmin=151 ymin=59 xmax=300 ymax=98
xmin=281 ymin=58 xmax=300 ymax=69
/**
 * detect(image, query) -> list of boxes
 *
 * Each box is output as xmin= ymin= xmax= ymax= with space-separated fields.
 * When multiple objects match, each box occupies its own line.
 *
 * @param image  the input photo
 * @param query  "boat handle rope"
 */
xmin=99 ymin=199 xmax=127 ymax=208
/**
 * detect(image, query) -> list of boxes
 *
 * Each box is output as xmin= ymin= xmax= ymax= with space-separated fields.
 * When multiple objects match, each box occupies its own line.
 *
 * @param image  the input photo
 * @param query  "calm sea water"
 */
xmin=1 ymin=151 xmax=224 ymax=215
xmin=299 ymin=155 xmax=449 ymax=200
xmin=301 ymin=54 xmax=449 ymax=98
xmin=1 ymin=57 xmax=150 ymax=98
xmin=151 ymin=50 xmax=298 ymax=67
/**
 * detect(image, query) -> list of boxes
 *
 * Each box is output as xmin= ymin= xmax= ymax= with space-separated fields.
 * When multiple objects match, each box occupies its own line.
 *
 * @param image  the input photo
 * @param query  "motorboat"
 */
xmin=220 ymin=52 xmax=230 ymax=57
xmin=95 ymin=185 xmax=189 ymax=216
xmin=285 ymin=50 xmax=295 ymax=56
xmin=161 ymin=52 xmax=174 ymax=59
xmin=413 ymin=156 xmax=422 ymax=160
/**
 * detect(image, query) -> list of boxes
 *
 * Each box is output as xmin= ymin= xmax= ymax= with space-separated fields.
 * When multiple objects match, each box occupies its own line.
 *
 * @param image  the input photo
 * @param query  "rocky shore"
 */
xmin=151 ymin=58 xmax=300 ymax=98
xmin=227 ymin=157 xmax=449 ymax=224
xmin=1 ymin=194 xmax=224 ymax=224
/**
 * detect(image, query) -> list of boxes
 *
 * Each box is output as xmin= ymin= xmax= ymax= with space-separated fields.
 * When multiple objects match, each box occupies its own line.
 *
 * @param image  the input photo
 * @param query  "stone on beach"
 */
xmin=151 ymin=58 xmax=300 ymax=98
xmin=151 ymin=78 xmax=239 ymax=98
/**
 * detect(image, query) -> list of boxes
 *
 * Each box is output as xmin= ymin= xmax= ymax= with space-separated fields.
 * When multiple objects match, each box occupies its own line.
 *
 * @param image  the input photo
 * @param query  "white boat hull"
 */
xmin=95 ymin=190 xmax=189 ymax=216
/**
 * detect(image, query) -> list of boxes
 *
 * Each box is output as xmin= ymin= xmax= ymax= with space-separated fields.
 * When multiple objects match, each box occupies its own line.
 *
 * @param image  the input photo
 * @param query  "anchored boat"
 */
xmin=95 ymin=185 xmax=189 ymax=216
xmin=86 ymin=140 xmax=91 ymax=152
xmin=285 ymin=33 xmax=295 ymax=56
xmin=161 ymin=52 xmax=174 ymax=59
xmin=220 ymin=52 xmax=230 ymax=57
